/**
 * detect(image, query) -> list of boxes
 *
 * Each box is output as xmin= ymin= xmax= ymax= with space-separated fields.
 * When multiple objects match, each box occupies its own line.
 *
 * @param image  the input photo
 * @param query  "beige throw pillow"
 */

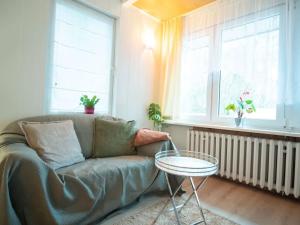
xmin=19 ymin=120 xmax=85 ymax=169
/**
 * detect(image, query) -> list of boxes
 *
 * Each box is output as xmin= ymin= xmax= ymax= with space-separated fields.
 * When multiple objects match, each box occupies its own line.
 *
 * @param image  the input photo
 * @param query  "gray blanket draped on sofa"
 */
xmin=0 ymin=114 xmax=177 ymax=225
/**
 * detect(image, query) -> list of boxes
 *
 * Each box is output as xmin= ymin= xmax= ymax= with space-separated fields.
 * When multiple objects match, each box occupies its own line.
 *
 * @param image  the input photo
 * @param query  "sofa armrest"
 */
xmin=0 ymin=142 xmax=45 ymax=170
xmin=0 ymin=143 xmax=49 ymax=225
xmin=0 ymin=133 xmax=26 ymax=148
xmin=136 ymin=140 xmax=176 ymax=157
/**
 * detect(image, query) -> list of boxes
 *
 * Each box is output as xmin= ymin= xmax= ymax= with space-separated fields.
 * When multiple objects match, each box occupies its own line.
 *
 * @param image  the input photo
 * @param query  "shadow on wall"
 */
xmin=162 ymin=124 xmax=189 ymax=149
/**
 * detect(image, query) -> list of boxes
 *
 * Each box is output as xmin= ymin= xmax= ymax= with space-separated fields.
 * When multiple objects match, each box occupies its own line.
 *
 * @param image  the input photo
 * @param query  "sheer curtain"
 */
xmin=160 ymin=17 xmax=183 ymax=119
xmin=215 ymin=0 xmax=298 ymax=108
xmin=217 ymin=0 xmax=285 ymax=121
xmin=175 ymin=0 xmax=298 ymax=128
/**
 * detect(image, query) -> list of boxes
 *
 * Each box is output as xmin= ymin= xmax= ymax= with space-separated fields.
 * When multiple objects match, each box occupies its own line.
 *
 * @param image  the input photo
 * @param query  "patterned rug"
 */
xmin=113 ymin=195 xmax=239 ymax=225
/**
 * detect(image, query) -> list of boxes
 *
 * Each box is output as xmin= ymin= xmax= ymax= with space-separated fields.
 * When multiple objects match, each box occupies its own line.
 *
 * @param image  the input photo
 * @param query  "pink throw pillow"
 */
xmin=134 ymin=128 xmax=171 ymax=147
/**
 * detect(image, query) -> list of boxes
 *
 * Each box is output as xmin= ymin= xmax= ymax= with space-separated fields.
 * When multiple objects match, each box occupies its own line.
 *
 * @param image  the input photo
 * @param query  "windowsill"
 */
xmin=163 ymin=120 xmax=300 ymax=138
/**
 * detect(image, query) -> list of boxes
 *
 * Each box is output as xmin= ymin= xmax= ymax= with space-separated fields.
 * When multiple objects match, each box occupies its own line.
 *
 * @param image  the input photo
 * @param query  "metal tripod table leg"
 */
xmin=188 ymin=177 xmax=208 ymax=225
xmin=178 ymin=177 xmax=208 ymax=214
xmin=152 ymin=174 xmax=208 ymax=225
xmin=151 ymin=172 xmax=185 ymax=225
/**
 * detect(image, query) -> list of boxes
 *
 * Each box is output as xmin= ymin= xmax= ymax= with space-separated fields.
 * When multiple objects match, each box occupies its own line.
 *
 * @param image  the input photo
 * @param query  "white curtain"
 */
xmin=179 ymin=0 xmax=299 ymax=126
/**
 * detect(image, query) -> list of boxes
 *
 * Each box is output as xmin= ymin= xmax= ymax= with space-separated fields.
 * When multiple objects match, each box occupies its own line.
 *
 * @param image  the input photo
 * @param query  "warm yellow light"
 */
xmin=133 ymin=0 xmax=215 ymax=20
xmin=143 ymin=28 xmax=155 ymax=49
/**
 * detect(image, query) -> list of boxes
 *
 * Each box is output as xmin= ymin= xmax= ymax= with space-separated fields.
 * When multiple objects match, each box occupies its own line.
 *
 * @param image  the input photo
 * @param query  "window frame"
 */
xmin=179 ymin=27 xmax=215 ymax=123
xmin=178 ymin=4 xmax=286 ymax=129
xmin=46 ymin=0 xmax=117 ymax=115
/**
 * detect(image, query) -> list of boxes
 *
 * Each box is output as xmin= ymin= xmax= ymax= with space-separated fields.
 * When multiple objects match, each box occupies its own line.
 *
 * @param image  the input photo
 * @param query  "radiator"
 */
xmin=187 ymin=129 xmax=300 ymax=198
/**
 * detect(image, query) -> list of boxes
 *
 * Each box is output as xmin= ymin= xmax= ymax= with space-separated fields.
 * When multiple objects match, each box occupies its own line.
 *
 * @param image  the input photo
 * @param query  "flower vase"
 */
xmin=234 ymin=117 xmax=242 ymax=127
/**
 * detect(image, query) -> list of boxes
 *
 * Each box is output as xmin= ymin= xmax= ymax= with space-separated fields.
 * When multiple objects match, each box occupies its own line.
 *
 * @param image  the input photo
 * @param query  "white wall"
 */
xmin=114 ymin=6 xmax=161 ymax=128
xmin=0 ymin=0 xmax=52 ymax=130
xmin=0 ymin=0 xmax=161 ymax=130
xmin=163 ymin=124 xmax=190 ymax=149
xmin=78 ymin=0 xmax=121 ymax=16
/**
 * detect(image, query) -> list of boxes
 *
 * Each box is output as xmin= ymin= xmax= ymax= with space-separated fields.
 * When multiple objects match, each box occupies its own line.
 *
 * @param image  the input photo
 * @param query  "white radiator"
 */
xmin=187 ymin=129 xmax=300 ymax=198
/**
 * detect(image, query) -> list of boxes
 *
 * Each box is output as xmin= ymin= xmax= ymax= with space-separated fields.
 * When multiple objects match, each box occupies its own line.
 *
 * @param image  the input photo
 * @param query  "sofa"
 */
xmin=0 ymin=114 xmax=176 ymax=225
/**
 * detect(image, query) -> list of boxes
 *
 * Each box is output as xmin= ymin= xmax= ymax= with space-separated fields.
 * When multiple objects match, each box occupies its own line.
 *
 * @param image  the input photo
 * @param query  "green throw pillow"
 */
xmin=93 ymin=118 xmax=137 ymax=158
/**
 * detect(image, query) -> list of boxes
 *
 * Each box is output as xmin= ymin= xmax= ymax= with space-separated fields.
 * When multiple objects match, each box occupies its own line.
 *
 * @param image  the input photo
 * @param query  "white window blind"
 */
xmin=49 ymin=0 xmax=115 ymax=113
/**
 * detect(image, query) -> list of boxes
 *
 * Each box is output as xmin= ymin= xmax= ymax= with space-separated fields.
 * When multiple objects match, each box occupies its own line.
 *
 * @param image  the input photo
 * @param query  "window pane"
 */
xmin=219 ymin=15 xmax=280 ymax=120
xmin=50 ymin=0 xmax=114 ymax=113
xmin=179 ymin=35 xmax=210 ymax=118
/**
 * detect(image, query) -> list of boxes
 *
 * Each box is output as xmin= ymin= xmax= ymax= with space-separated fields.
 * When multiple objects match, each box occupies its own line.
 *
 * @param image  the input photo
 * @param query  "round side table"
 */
xmin=153 ymin=150 xmax=218 ymax=225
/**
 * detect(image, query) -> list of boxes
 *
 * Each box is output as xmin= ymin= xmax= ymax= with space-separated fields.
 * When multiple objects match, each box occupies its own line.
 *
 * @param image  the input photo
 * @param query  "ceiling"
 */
xmin=132 ymin=0 xmax=215 ymax=20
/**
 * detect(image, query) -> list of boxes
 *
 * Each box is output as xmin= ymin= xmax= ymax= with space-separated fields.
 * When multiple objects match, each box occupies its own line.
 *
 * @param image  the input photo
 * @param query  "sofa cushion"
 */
xmin=19 ymin=120 xmax=85 ymax=169
xmin=57 ymin=155 xmax=156 ymax=179
xmin=93 ymin=118 xmax=137 ymax=158
xmin=2 ymin=114 xmax=97 ymax=158
xmin=56 ymin=156 xmax=167 ymax=210
xmin=134 ymin=129 xmax=170 ymax=146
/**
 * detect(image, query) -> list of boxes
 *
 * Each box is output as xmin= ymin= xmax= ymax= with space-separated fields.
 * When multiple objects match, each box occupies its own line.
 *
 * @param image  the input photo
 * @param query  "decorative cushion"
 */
xmin=134 ymin=129 xmax=170 ymax=146
xmin=93 ymin=118 xmax=137 ymax=158
xmin=19 ymin=120 xmax=85 ymax=169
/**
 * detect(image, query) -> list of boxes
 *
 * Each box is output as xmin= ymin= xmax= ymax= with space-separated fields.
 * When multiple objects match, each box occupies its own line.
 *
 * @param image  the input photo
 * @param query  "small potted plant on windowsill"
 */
xmin=148 ymin=103 xmax=164 ymax=131
xmin=225 ymin=91 xmax=256 ymax=127
xmin=80 ymin=95 xmax=99 ymax=114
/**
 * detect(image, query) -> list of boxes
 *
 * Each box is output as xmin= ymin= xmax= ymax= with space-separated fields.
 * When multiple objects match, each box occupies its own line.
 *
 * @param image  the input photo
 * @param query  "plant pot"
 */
xmin=234 ymin=117 xmax=242 ymax=127
xmin=84 ymin=106 xmax=95 ymax=114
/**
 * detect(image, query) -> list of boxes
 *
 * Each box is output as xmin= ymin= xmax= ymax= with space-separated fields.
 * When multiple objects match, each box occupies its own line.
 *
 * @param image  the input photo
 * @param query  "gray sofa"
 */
xmin=0 ymin=114 xmax=175 ymax=225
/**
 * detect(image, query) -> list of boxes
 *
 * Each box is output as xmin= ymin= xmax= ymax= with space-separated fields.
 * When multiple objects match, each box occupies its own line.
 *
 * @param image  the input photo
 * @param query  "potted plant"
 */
xmin=80 ymin=95 xmax=99 ymax=114
xmin=148 ymin=103 xmax=164 ymax=131
xmin=225 ymin=91 xmax=256 ymax=127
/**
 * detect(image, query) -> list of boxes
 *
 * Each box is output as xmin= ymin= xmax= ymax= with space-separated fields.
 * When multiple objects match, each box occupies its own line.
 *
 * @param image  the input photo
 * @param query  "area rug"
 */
xmin=113 ymin=195 xmax=239 ymax=225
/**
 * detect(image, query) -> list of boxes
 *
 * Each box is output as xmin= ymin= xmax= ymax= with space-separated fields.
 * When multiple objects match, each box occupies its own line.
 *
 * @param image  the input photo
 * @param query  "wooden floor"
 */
xmin=186 ymin=176 xmax=300 ymax=225
xmin=100 ymin=176 xmax=300 ymax=225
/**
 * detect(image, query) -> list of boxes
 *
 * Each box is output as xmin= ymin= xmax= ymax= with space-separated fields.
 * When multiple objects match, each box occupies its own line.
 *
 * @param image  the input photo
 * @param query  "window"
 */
xmin=49 ymin=0 xmax=115 ymax=113
xmin=179 ymin=3 xmax=284 ymax=126
xmin=180 ymin=32 xmax=211 ymax=119
xmin=219 ymin=15 xmax=280 ymax=120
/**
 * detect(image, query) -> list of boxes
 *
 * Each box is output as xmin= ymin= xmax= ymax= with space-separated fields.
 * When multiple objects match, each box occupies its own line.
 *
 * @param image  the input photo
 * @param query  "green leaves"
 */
xmin=148 ymin=103 xmax=164 ymax=127
xmin=225 ymin=94 xmax=256 ymax=117
xmin=244 ymin=99 xmax=256 ymax=113
xmin=80 ymin=95 xmax=100 ymax=107
xmin=225 ymin=103 xmax=236 ymax=112
xmin=245 ymin=99 xmax=252 ymax=104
